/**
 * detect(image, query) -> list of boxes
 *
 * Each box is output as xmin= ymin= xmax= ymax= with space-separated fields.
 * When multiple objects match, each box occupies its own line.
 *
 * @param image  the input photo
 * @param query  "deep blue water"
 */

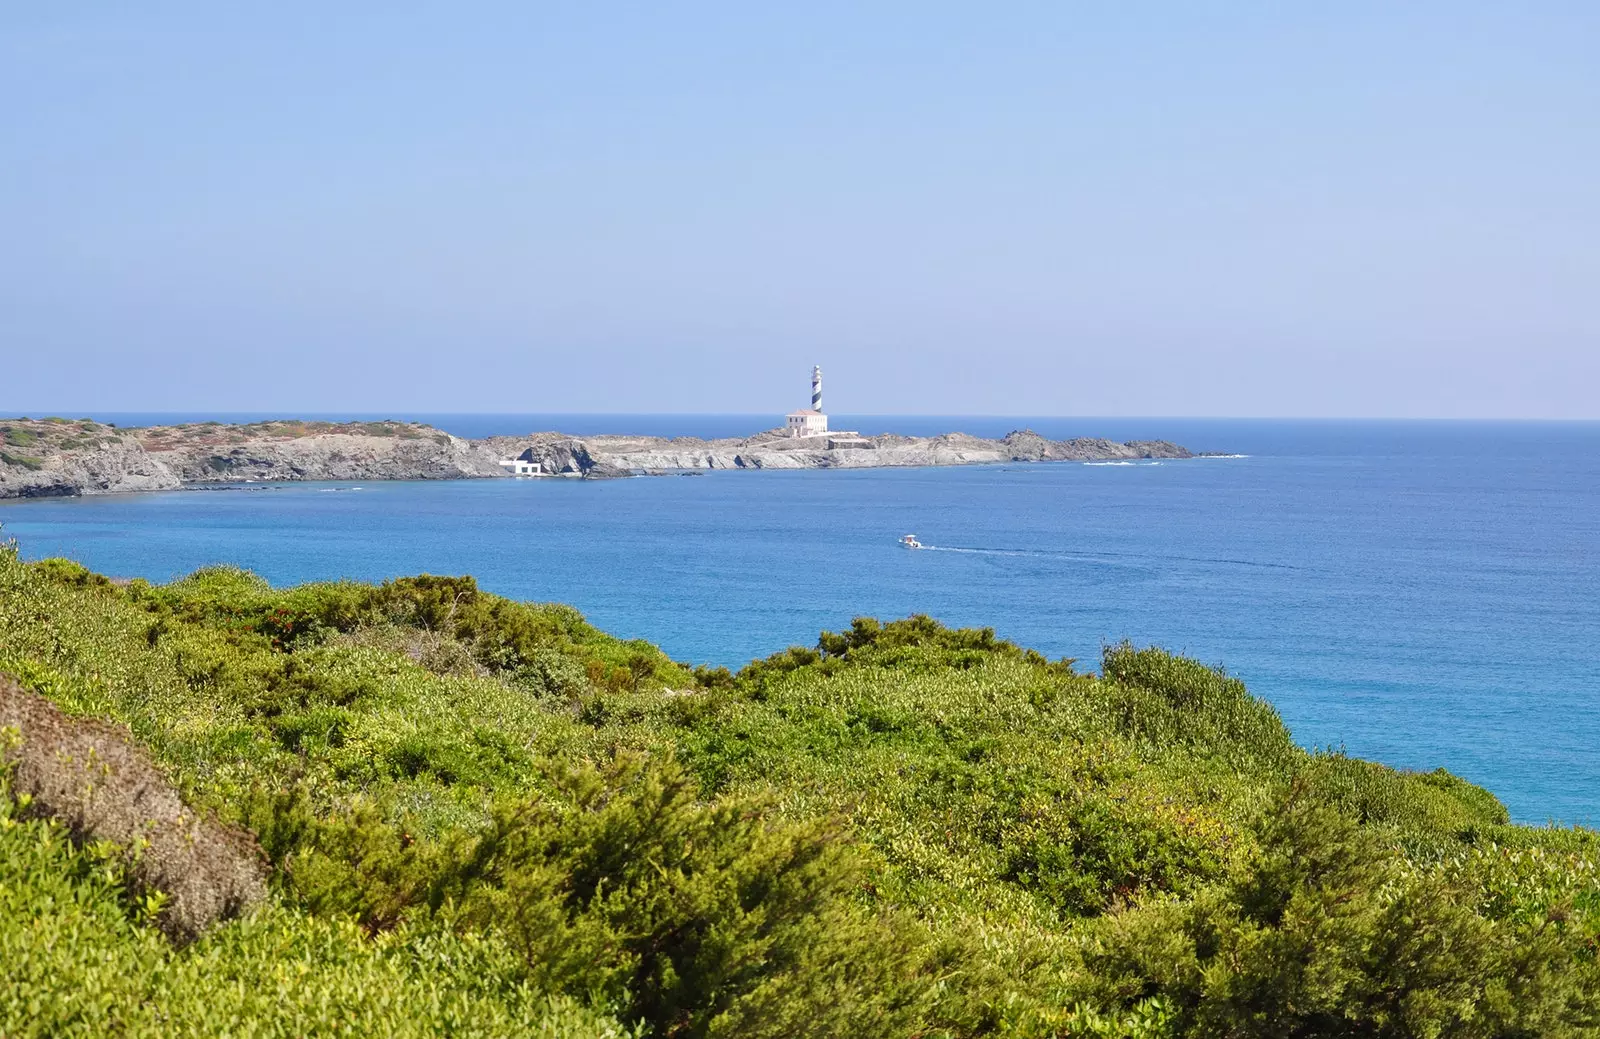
xmin=2 ymin=417 xmax=1596 ymax=826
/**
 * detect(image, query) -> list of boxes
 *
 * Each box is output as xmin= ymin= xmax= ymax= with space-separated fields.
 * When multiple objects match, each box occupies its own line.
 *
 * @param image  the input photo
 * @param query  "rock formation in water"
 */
xmin=479 ymin=428 xmax=1190 ymax=476
xmin=0 ymin=419 xmax=501 ymax=499
xmin=0 ymin=417 xmax=1193 ymax=498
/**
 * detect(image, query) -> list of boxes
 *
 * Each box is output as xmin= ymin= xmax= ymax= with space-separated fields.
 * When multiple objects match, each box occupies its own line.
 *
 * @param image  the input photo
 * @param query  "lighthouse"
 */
xmin=784 ymin=365 xmax=829 ymax=437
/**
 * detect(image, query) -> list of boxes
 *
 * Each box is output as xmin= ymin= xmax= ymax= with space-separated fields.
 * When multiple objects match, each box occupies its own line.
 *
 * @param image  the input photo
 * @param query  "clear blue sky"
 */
xmin=4 ymin=3 xmax=1596 ymax=417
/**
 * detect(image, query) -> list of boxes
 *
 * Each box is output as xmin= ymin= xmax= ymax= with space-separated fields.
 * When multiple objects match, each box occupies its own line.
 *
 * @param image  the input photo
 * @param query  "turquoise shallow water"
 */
xmin=2 ymin=418 xmax=1597 ymax=825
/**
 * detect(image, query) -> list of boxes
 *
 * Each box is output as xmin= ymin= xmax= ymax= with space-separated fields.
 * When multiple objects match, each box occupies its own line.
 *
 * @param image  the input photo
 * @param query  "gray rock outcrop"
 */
xmin=492 ymin=428 xmax=1192 ymax=473
xmin=0 ymin=419 xmax=503 ymax=499
xmin=0 ymin=417 xmax=1196 ymax=499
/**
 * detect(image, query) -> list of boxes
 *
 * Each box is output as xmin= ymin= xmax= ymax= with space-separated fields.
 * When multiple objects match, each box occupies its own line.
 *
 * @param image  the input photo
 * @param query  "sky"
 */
xmin=3 ymin=3 xmax=1597 ymax=418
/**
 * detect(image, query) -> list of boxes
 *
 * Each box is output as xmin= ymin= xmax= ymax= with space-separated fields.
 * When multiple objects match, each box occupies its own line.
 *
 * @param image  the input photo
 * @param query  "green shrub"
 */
xmin=436 ymin=755 xmax=940 ymax=1038
xmin=1298 ymin=751 xmax=1510 ymax=835
xmin=1001 ymin=788 xmax=1226 ymax=916
xmin=517 ymin=649 xmax=590 ymax=698
xmin=1083 ymin=787 xmax=1600 ymax=1037
xmin=32 ymin=557 xmax=113 ymax=589
xmin=1420 ymin=765 xmax=1513 ymax=825
xmin=2 ymin=551 xmax=1597 ymax=1037
xmin=1099 ymin=642 xmax=1297 ymax=771
xmin=0 ymin=787 xmax=629 ymax=1037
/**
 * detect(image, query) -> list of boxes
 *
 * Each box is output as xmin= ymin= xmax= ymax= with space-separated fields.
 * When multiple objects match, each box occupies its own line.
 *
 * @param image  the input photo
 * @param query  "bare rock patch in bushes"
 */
xmin=0 ymin=672 xmax=267 ymax=939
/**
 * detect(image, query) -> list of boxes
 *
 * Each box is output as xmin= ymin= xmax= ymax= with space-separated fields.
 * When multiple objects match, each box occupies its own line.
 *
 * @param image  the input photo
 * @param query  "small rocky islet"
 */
xmin=0 ymin=416 xmax=1195 ymax=499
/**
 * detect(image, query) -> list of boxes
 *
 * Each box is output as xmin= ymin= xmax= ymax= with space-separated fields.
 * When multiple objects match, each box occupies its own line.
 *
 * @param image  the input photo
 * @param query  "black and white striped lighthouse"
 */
xmin=785 ymin=365 xmax=830 ymax=437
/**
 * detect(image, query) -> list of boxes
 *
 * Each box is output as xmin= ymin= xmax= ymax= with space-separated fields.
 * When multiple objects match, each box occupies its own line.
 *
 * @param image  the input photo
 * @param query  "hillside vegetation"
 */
xmin=1 ymin=532 xmax=1597 ymax=1037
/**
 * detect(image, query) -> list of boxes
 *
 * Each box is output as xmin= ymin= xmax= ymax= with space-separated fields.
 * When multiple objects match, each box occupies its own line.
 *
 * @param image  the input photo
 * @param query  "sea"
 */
xmin=1 ymin=414 xmax=1596 ymax=827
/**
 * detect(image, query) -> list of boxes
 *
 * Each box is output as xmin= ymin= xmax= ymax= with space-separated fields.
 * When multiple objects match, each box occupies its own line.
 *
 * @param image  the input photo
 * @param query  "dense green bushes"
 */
xmin=432 ymin=755 xmax=941 ymax=1038
xmin=1099 ymin=642 xmax=1296 ymax=773
xmin=117 ymin=565 xmax=691 ymax=694
xmin=0 ymin=779 xmax=630 ymax=1038
xmin=2 ymin=541 xmax=1598 ymax=1037
xmin=1082 ymin=789 xmax=1599 ymax=1036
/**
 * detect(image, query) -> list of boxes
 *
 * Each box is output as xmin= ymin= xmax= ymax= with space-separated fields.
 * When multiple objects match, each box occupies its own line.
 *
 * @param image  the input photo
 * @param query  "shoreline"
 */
xmin=0 ymin=417 xmax=1200 ymax=500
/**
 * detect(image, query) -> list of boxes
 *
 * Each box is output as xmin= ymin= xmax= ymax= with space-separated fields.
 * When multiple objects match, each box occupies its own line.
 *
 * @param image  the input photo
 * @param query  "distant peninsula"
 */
xmin=0 ymin=417 xmax=1196 ymax=499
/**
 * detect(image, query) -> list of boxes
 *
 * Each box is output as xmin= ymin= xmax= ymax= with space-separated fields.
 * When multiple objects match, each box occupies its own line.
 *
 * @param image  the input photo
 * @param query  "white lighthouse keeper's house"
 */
xmin=785 ymin=366 xmax=829 ymax=436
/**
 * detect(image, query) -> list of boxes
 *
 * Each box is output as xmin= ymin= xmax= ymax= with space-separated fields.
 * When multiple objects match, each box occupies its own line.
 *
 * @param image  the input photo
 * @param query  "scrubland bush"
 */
xmin=1081 ymin=789 xmax=1600 ymax=1037
xmin=0 ymin=781 xmax=630 ymax=1038
xmin=0 ymin=451 xmax=44 ymax=470
xmin=31 ymin=556 xmax=112 ymax=588
xmin=435 ymin=755 xmax=941 ymax=1038
xmin=1099 ymin=641 xmax=1296 ymax=772
xmin=2 ymin=545 xmax=1598 ymax=1037
xmin=1 ymin=426 xmax=39 ymax=445
xmin=0 ymin=678 xmax=266 ymax=940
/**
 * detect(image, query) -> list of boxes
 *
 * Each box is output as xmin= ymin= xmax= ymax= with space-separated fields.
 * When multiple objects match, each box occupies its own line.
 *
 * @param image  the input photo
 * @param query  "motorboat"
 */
xmin=899 ymin=533 xmax=923 ymax=549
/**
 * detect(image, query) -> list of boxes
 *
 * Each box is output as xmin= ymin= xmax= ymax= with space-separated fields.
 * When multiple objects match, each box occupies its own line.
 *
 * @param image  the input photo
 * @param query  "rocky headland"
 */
xmin=480 ymin=428 xmax=1192 ymax=478
xmin=0 ymin=419 xmax=501 ymax=499
xmin=0 ymin=417 xmax=1194 ymax=499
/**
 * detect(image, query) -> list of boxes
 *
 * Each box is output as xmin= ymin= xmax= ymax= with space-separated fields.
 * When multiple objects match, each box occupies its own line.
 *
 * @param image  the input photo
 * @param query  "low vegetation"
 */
xmin=1 ymin=675 xmax=268 ymax=940
xmin=0 ymin=417 xmax=440 ymax=473
xmin=1 ymin=533 xmax=1597 ymax=1037
xmin=0 ymin=418 xmax=122 ymax=468
xmin=133 ymin=419 xmax=436 ymax=450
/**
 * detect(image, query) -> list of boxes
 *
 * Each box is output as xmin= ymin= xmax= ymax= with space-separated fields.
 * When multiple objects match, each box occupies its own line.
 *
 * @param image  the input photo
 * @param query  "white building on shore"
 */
xmin=498 ymin=457 xmax=539 ymax=475
xmin=785 ymin=366 xmax=828 ymax=436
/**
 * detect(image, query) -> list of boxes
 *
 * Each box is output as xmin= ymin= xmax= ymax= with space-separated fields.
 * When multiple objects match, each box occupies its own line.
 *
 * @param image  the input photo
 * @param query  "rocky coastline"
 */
xmin=0 ymin=417 xmax=1195 ymax=499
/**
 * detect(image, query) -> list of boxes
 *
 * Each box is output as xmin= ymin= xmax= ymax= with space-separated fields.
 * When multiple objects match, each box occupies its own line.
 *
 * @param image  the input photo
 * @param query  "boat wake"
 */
xmin=920 ymin=544 xmax=1150 ymax=567
xmin=912 ymin=543 xmax=1314 ymax=573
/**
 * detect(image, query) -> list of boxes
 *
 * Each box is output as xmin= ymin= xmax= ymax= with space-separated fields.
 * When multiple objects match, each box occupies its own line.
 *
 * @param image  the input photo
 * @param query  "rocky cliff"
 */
xmin=483 ymin=428 xmax=1192 ymax=475
xmin=0 ymin=418 xmax=1195 ymax=499
xmin=0 ymin=419 xmax=502 ymax=499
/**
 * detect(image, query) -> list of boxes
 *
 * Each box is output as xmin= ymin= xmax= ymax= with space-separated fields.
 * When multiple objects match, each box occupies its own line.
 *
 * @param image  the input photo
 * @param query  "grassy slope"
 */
xmin=1 ymin=540 xmax=1597 ymax=1037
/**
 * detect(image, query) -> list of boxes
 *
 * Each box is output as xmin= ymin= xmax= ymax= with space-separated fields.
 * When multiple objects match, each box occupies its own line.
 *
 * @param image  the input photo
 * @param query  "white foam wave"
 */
xmin=915 ymin=545 xmax=1153 ymax=571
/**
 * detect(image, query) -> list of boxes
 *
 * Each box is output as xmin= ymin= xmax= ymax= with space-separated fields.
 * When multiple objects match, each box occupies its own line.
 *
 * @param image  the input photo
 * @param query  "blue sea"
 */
xmin=2 ymin=415 xmax=1596 ymax=826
